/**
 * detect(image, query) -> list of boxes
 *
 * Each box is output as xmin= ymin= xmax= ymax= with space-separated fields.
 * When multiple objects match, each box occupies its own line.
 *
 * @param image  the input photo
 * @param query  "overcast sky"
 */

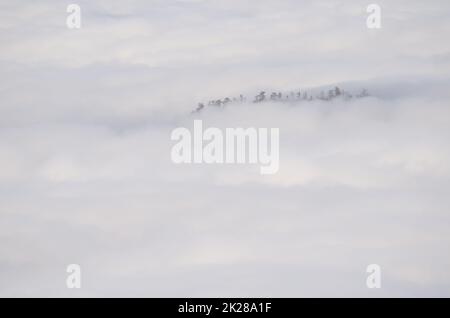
xmin=1 ymin=0 xmax=450 ymax=297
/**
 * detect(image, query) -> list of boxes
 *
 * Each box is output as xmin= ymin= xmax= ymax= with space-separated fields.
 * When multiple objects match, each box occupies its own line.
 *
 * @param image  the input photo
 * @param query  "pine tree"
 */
xmin=334 ymin=86 xmax=341 ymax=96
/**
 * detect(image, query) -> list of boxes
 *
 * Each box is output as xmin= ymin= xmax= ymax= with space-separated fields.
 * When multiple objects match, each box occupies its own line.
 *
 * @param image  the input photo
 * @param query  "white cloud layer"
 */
xmin=1 ymin=0 xmax=450 ymax=296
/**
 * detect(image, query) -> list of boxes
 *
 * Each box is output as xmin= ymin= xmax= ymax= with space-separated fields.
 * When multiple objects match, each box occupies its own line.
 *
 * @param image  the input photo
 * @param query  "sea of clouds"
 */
xmin=1 ymin=0 xmax=450 ymax=297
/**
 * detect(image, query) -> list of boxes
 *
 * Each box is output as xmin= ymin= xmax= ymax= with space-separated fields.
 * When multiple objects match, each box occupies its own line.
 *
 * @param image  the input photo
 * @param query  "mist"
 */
xmin=1 ymin=0 xmax=450 ymax=297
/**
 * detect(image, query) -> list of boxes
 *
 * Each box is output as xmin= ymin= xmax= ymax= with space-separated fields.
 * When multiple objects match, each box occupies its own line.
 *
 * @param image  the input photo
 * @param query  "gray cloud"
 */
xmin=1 ymin=0 xmax=450 ymax=297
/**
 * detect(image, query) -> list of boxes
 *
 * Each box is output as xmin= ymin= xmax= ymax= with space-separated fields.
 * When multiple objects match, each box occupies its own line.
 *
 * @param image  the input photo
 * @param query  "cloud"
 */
xmin=1 ymin=0 xmax=450 ymax=297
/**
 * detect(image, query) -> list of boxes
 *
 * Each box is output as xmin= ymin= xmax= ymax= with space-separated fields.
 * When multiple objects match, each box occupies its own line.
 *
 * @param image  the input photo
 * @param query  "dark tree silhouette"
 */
xmin=334 ymin=86 xmax=341 ymax=96
xmin=254 ymin=91 xmax=266 ymax=103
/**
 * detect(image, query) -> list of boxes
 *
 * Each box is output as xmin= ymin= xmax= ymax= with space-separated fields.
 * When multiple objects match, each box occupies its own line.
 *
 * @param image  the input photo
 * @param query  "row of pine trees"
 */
xmin=193 ymin=87 xmax=369 ymax=113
